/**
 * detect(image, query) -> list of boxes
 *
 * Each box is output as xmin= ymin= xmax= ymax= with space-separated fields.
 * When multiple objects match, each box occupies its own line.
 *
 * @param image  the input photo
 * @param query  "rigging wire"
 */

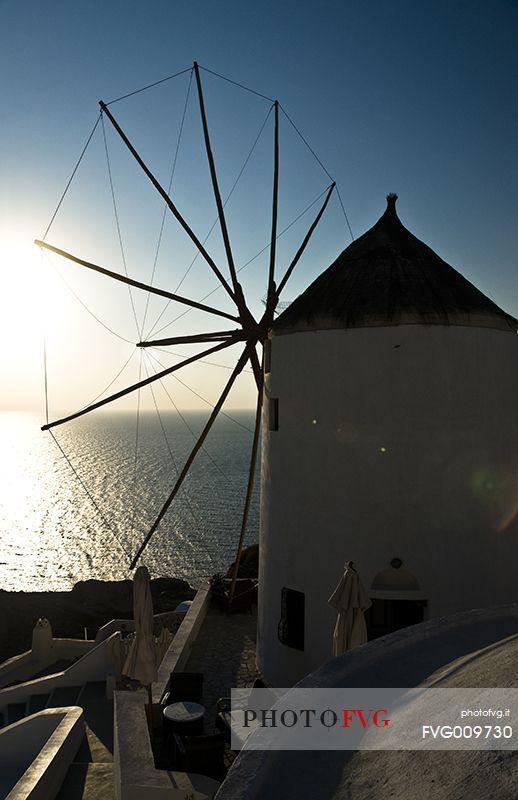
xmin=142 ymin=350 xmax=260 ymax=578
xmin=41 ymin=245 xmax=50 ymax=429
xmin=199 ymin=64 xmax=274 ymax=103
xmin=130 ymin=351 xmax=143 ymax=542
xmin=279 ymin=104 xmax=334 ymax=181
xmin=279 ymin=103 xmax=354 ymax=241
xmin=40 ymin=241 xmax=130 ymax=565
xmin=104 ymin=62 xmax=271 ymax=106
xmin=145 ymin=103 xmax=274 ymax=340
xmin=48 ymin=430 xmax=131 ymax=562
xmin=153 ymin=346 xmax=253 ymax=372
xmin=41 ymin=250 xmax=135 ymax=345
xmin=144 ymin=375 xmax=232 ymax=532
xmin=43 ymin=337 xmax=49 ymax=427
xmin=173 ymin=103 xmax=273 ymax=296
xmin=144 ymin=360 xmax=217 ymax=557
xmin=137 ymin=362 xmax=261 ymax=570
xmin=146 ymin=348 xmax=254 ymax=434
xmin=41 ymin=248 xmax=141 ymax=414
xmin=105 ymin=67 xmax=193 ymax=106
xmin=335 ymin=186 xmax=355 ymax=242
xmin=41 ymin=252 xmax=131 ymax=565
xmin=141 ymin=69 xmax=194 ymax=337
xmin=142 ymin=353 xmax=232 ymax=572
xmin=145 ymin=349 xmax=250 ymax=478
xmin=143 ymin=359 xmax=199 ymax=524
xmin=101 ymin=113 xmax=143 ymax=341
xmin=43 ymin=114 xmax=102 ymax=242
xmin=78 ymin=349 xmax=138 ymax=412
xmin=171 ymin=372 xmax=254 ymax=434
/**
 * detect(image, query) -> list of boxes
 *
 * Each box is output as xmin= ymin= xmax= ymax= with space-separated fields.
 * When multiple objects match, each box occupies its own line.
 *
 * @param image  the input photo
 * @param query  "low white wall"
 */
xmin=0 ymin=706 xmax=84 ymax=800
xmin=49 ymin=639 xmax=93 ymax=659
xmin=0 ymin=653 xmax=33 ymax=691
xmin=153 ymin=586 xmax=211 ymax=705
xmin=95 ymin=620 xmax=135 ymax=645
xmin=95 ymin=612 xmax=185 ymax=646
xmin=0 ymin=632 xmax=122 ymax=715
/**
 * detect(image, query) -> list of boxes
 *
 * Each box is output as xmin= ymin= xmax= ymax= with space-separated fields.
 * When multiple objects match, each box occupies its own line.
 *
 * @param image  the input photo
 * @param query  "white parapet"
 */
xmin=0 ymin=632 xmax=122 ymax=716
xmin=0 ymin=631 xmax=93 ymax=692
xmin=0 ymin=706 xmax=84 ymax=800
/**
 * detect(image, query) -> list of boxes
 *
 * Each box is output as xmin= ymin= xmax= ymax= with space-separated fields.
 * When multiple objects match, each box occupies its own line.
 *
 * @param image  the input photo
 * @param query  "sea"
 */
xmin=0 ymin=410 xmax=259 ymax=592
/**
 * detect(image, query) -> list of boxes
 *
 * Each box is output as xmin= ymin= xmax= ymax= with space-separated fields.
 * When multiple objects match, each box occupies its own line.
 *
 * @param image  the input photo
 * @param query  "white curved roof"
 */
xmin=219 ymin=605 xmax=518 ymax=800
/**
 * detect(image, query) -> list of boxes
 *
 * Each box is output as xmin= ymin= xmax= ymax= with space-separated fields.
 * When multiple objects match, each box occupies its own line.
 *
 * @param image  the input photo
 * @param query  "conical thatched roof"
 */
xmin=273 ymin=194 xmax=517 ymax=334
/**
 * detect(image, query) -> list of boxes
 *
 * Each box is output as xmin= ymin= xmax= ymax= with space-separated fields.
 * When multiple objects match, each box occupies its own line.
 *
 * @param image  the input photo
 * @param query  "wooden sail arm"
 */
xmin=35 ymin=240 xmax=240 ymax=324
xmin=130 ymin=343 xmax=252 ymax=568
xmin=41 ymin=338 xmax=238 ymax=432
xmin=248 ymin=345 xmax=263 ymax=393
xmin=99 ymin=100 xmax=237 ymax=305
xmin=266 ymin=100 xmax=279 ymax=312
xmin=192 ymin=64 xmax=258 ymax=333
xmin=229 ymin=366 xmax=263 ymax=602
xmin=193 ymin=62 xmax=240 ymax=301
xmin=138 ymin=329 xmax=246 ymax=347
xmin=276 ymin=182 xmax=335 ymax=297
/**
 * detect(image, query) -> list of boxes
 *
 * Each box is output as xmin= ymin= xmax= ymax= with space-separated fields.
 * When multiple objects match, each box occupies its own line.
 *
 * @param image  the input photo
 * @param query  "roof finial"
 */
xmin=386 ymin=192 xmax=398 ymax=208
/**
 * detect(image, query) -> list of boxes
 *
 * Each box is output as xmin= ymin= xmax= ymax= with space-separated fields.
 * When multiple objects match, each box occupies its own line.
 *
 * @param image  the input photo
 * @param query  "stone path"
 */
xmin=185 ymin=604 xmax=260 ymax=731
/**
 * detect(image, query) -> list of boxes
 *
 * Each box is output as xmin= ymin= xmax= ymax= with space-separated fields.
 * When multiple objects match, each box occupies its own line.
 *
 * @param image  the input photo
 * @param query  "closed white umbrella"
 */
xmin=123 ymin=565 xmax=158 ymax=693
xmin=328 ymin=560 xmax=371 ymax=656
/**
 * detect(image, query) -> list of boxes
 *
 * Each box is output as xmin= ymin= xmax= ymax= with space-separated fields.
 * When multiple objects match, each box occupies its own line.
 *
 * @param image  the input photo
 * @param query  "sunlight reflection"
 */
xmin=496 ymin=471 xmax=518 ymax=533
xmin=335 ymin=421 xmax=358 ymax=443
xmin=0 ymin=411 xmax=259 ymax=591
xmin=469 ymin=464 xmax=518 ymax=533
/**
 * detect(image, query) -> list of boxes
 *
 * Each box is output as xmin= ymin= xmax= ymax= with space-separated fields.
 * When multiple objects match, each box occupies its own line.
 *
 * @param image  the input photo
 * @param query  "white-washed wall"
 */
xmin=259 ymin=324 xmax=518 ymax=685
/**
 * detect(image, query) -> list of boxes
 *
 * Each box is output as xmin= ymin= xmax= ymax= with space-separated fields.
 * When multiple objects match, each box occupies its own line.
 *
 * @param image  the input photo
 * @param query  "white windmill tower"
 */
xmin=258 ymin=193 xmax=518 ymax=686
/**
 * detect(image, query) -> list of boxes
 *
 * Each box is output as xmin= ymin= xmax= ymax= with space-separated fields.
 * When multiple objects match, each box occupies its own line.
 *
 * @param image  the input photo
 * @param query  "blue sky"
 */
xmin=1 ymin=0 xmax=517 ymax=415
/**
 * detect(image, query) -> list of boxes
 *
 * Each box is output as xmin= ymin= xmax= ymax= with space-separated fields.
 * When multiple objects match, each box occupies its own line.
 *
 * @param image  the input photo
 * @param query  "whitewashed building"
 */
xmin=258 ymin=194 xmax=518 ymax=686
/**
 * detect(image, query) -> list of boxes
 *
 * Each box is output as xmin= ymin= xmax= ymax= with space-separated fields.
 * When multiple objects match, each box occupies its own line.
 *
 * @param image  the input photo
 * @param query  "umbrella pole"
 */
xmin=146 ymin=684 xmax=156 ymax=746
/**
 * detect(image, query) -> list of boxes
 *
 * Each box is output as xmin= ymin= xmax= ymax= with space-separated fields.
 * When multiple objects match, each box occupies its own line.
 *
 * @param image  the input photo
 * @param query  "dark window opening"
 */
xmin=269 ymin=398 xmax=279 ymax=431
xmin=278 ymin=587 xmax=305 ymax=650
xmin=365 ymin=598 xmax=426 ymax=640
xmin=264 ymin=339 xmax=272 ymax=374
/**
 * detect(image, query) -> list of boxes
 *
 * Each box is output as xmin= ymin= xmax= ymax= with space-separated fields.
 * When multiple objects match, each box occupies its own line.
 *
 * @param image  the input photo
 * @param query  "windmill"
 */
xmin=35 ymin=62 xmax=340 ymax=599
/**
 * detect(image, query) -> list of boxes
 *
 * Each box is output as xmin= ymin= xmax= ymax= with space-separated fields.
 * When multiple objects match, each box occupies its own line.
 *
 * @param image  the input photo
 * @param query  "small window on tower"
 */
xmin=264 ymin=339 xmax=272 ymax=374
xmin=278 ymin=587 xmax=305 ymax=650
xmin=269 ymin=398 xmax=279 ymax=431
